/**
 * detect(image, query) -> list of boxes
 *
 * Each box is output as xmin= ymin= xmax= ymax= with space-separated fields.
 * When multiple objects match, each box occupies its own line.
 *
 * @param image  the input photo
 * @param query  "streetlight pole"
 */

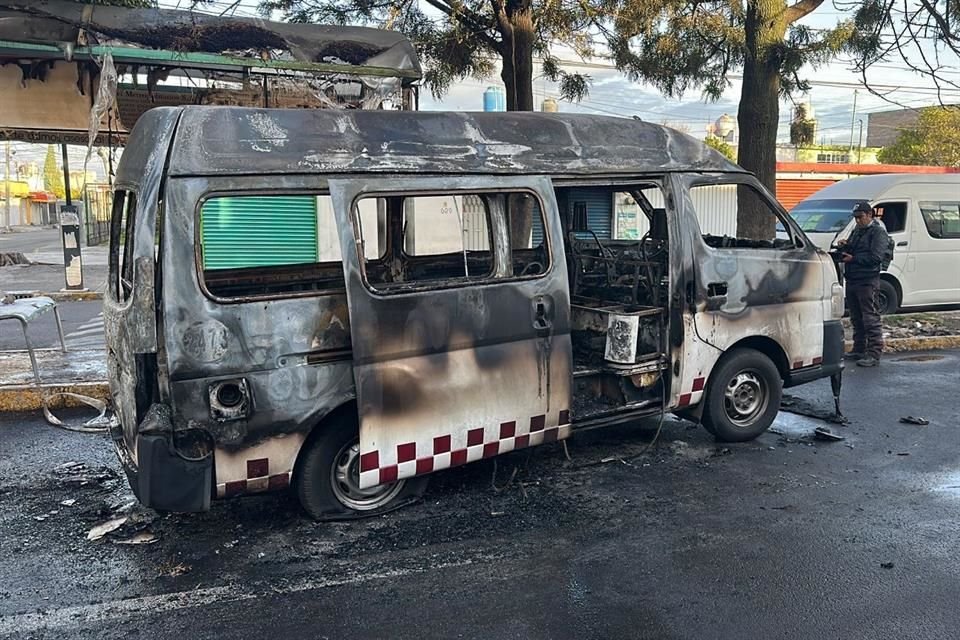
xmin=848 ymin=89 xmax=858 ymax=156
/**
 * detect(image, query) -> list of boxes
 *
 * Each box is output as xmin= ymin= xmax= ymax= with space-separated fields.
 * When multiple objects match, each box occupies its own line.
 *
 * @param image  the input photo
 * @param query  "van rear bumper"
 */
xmin=110 ymin=404 xmax=212 ymax=513
xmin=785 ymin=319 xmax=844 ymax=388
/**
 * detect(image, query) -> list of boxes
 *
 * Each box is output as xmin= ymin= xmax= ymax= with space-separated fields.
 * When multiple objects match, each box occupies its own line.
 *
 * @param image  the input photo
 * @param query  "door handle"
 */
xmin=533 ymin=298 xmax=553 ymax=337
xmin=896 ymin=241 xmax=908 ymax=247
xmin=707 ymin=282 xmax=728 ymax=297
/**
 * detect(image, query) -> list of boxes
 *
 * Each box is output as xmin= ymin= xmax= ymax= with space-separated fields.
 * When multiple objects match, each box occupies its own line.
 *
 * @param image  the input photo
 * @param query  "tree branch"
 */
xmin=421 ymin=0 xmax=502 ymax=51
xmin=784 ymin=0 xmax=825 ymax=24
xmin=917 ymin=0 xmax=960 ymax=56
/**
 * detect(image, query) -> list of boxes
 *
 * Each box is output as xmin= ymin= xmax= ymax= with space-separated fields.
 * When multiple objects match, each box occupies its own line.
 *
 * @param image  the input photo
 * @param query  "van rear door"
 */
xmin=103 ymin=108 xmax=181 ymax=456
xmin=329 ymin=176 xmax=572 ymax=489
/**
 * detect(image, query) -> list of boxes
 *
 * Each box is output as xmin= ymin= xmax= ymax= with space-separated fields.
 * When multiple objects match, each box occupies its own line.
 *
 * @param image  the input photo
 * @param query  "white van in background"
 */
xmin=797 ymin=174 xmax=960 ymax=314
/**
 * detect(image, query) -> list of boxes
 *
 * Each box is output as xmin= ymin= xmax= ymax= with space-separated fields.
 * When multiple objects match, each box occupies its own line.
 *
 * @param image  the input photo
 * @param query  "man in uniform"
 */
xmin=837 ymin=202 xmax=890 ymax=367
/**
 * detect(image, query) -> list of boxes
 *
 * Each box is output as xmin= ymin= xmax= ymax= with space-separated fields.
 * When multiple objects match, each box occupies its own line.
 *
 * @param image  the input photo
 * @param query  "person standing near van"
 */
xmin=838 ymin=202 xmax=890 ymax=366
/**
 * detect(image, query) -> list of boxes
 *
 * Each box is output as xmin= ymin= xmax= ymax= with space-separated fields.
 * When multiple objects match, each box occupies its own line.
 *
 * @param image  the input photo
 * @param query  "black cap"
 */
xmin=852 ymin=202 xmax=874 ymax=215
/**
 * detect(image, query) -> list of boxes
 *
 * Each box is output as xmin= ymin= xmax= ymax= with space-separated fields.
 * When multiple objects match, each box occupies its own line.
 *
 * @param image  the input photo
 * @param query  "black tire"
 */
xmin=702 ymin=348 xmax=782 ymax=443
xmin=295 ymin=413 xmax=428 ymax=521
xmin=877 ymin=279 xmax=900 ymax=315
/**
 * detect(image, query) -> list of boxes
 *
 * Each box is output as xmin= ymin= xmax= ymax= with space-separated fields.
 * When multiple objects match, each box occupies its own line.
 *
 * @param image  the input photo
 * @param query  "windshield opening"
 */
xmin=786 ymin=198 xmax=859 ymax=233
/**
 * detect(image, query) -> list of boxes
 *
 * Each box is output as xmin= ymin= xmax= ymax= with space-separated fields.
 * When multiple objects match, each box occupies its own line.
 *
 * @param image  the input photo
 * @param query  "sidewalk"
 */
xmin=0 ymin=349 xmax=109 ymax=411
xmin=1 ymin=226 xmax=107 ymax=300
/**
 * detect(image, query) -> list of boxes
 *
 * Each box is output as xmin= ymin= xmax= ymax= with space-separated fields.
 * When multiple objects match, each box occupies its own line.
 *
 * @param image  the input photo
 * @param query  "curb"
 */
xmin=45 ymin=291 xmax=104 ymax=302
xmin=0 ymin=382 xmax=111 ymax=413
xmin=845 ymin=335 xmax=960 ymax=353
xmin=7 ymin=290 xmax=104 ymax=302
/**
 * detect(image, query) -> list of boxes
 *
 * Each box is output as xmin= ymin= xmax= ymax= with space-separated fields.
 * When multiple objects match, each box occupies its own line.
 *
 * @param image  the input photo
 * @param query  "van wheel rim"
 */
xmin=723 ymin=370 xmax=768 ymax=427
xmin=331 ymin=440 xmax=405 ymax=511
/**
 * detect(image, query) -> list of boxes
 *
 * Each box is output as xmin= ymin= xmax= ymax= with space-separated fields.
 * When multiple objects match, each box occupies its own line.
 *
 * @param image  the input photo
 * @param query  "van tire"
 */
xmin=295 ymin=413 xmax=428 ymax=521
xmin=702 ymin=349 xmax=782 ymax=443
xmin=877 ymin=279 xmax=899 ymax=315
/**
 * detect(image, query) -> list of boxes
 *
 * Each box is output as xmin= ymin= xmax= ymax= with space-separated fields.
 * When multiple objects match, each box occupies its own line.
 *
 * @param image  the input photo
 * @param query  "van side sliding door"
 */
xmin=329 ymin=176 xmax=573 ymax=489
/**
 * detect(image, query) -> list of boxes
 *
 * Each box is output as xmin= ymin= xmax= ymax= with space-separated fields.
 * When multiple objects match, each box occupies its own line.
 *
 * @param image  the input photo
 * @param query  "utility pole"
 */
xmin=857 ymin=119 xmax=864 ymax=164
xmin=848 ymin=89 xmax=859 ymax=156
xmin=3 ymin=140 xmax=11 ymax=232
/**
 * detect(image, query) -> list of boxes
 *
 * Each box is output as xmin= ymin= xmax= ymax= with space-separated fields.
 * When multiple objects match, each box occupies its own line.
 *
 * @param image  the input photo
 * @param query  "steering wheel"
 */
xmin=520 ymin=261 xmax=544 ymax=277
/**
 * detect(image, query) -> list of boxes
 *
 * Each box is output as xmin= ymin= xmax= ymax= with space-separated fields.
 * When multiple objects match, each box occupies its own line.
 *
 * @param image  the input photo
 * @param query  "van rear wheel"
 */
xmin=295 ymin=413 xmax=428 ymax=521
xmin=702 ymin=349 xmax=782 ymax=442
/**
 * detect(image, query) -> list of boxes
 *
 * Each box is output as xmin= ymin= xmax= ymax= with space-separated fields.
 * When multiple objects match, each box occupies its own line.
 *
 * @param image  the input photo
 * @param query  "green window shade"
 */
xmin=201 ymin=196 xmax=318 ymax=270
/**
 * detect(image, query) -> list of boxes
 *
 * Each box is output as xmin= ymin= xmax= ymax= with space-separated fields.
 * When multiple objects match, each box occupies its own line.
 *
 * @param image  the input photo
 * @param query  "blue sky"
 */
xmin=154 ymin=2 xmax=960 ymax=144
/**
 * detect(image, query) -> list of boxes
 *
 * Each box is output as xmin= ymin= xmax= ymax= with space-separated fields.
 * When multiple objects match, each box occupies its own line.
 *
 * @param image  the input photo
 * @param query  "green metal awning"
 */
xmin=0 ymin=39 xmax=421 ymax=80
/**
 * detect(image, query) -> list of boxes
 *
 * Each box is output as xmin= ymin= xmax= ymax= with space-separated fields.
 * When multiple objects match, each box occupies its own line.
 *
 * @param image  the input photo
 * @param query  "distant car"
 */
xmin=793 ymin=174 xmax=960 ymax=314
xmin=781 ymin=198 xmax=859 ymax=251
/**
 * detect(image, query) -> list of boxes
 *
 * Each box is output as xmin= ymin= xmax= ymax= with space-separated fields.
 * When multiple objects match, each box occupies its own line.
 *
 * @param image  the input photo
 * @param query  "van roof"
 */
xmin=144 ymin=107 xmax=744 ymax=179
xmin=802 ymin=173 xmax=960 ymax=200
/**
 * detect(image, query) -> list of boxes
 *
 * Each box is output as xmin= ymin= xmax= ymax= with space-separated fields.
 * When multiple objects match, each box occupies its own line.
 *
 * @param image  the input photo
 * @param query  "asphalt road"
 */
xmin=0 ymin=351 xmax=958 ymax=639
xmin=0 ymin=300 xmax=104 ymax=351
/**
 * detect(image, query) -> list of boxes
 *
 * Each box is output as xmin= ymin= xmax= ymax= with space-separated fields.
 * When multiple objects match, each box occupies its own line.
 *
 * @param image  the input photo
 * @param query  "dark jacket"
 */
xmin=844 ymin=221 xmax=888 ymax=282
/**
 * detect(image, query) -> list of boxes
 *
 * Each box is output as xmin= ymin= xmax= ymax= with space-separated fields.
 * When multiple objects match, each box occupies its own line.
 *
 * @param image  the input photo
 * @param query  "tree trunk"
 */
xmin=737 ymin=0 xmax=787 ymax=240
xmin=497 ymin=1 xmax=535 ymax=111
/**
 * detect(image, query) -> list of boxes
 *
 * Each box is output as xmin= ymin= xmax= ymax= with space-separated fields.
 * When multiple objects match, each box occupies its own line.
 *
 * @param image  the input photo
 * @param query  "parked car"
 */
xmin=798 ymin=174 xmax=960 ymax=314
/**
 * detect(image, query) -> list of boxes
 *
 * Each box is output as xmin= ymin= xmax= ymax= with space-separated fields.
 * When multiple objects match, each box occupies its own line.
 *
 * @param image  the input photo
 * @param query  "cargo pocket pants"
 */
xmin=846 ymin=278 xmax=884 ymax=358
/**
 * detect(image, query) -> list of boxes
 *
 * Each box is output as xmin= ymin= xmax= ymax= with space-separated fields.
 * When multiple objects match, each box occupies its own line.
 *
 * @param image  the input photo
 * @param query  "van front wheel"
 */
xmin=702 ymin=349 xmax=782 ymax=442
xmin=877 ymin=279 xmax=899 ymax=315
xmin=295 ymin=414 xmax=428 ymax=521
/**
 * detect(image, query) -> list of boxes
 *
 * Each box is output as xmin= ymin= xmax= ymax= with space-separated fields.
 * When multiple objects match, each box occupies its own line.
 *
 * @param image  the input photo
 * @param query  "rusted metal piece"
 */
xmin=0 ymin=1 xmax=421 ymax=78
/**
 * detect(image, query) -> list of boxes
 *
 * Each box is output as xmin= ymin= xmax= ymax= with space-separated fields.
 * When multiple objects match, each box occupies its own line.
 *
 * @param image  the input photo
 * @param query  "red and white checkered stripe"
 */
xmin=676 ymin=376 xmax=706 ymax=408
xmin=791 ymin=356 xmax=823 ymax=370
xmin=217 ymin=458 xmax=291 ymax=498
xmin=359 ymin=409 xmax=571 ymax=487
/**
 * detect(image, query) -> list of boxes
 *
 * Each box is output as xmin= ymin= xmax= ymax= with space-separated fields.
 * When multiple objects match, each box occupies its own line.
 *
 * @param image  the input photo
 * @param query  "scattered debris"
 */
xmin=899 ymin=416 xmax=930 ymax=426
xmin=53 ymin=462 xmax=117 ymax=487
xmin=87 ymin=516 xmax=129 ymax=541
xmin=880 ymin=562 xmax=895 ymax=569
xmin=781 ymin=394 xmax=849 ymax=425
xmin=814 ymin=427 xmax=845 ymax=442
xmin=113 ymin=531 xmax=159 ymax=545
xmin=43 ymin=394 xmax=111 ymax=433
xmin=158 ymin=562 xmax=191 ymax=578
xmin=0 ymin=252 xmax=29 ymax=266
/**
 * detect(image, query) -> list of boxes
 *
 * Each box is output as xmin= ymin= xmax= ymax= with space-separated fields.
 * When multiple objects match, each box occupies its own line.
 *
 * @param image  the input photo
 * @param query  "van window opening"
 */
xmin=689 ymin=183 xmax=799 ymax=249
xmin=919 ymin=201 xmax=960 ymax=239
xmin=196 ymin=194 xmax=383 ymax=300
xmin=357 ymin=191 xmax=550 ymax=293
xmin=873 ymin=202 xmax=907 ymax=234
xmin=108 ymin=190 xmax=137 ymax=303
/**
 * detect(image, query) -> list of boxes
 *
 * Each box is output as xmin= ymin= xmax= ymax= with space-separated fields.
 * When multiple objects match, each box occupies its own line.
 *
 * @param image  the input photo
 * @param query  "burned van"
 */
xmin=104 ymin=107 xmax=844 ymax=519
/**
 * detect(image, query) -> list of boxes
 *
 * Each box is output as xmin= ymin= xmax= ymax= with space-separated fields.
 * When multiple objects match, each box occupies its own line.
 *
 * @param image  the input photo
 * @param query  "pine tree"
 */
xmin=43 ymin=145 xmax=65 ymax=199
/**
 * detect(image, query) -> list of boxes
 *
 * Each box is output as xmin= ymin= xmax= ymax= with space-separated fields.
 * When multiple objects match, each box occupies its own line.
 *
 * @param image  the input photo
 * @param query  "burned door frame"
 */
xmin=103 ymin=110 xmax=180 ymax=461
xmin=328 ymin=176 xmax=573 ymax=490
xmin=669 ymin=173 xmax=827 ymax=399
